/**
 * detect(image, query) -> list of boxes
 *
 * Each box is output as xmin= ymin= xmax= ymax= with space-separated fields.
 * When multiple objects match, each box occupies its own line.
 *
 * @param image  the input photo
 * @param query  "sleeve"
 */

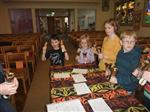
xmin=129 ymin=49 xmax=141 ymax=72
xmin=117 ymin=73 xmax=138 ymax=86
xmin=101 ymin=37 xmax=106 ymax=53
xmin=107 ymin=39 xmax=121 ymax=62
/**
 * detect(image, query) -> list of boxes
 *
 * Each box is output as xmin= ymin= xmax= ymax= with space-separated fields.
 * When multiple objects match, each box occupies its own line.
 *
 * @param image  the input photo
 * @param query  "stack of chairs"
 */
xmin=0 ymin=33 xmax=44 ymax=110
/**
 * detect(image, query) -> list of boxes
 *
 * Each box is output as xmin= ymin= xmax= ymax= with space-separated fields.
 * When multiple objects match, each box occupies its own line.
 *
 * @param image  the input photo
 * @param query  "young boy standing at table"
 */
xmin=109 ymin=30 xmax=141 ymax=93
xmin=75 ymin=34 xmax=95 ymax=64
xmin=42 ymin=36 xmax=69 ymax=66
xmin=99 ymin=19 xmax=121 ymax=71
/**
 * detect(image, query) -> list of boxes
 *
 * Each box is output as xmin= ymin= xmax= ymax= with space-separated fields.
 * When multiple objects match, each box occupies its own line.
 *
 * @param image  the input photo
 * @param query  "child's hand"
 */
xmin=92 ymin=47 xmax=98 ymax=54
xmin=75 ymin=55 xmax=79 ymax=62
xmin=110 ymin=76 xmax=117 ymax=84
xmin=103 ymin=54 xmax=108 ymax=60
xmin=98 ymin=53 xmax=103 ymax=59
xmin=60 ymin=40 xmax=64 ymax=45
xmin=61 ymin=44 xmax=67 ymax=52
xmin=142 ymin=71 xmax=150 ymax=82
xmin=43 ymin=42 xmax=48 ymax=51
xmin=132 ymin=69 xmax=143 ymax=78
xmin=132 ymin=69 xmax=139 ymax=77
xmin=105 ymin=69 xmax=111 ymax=77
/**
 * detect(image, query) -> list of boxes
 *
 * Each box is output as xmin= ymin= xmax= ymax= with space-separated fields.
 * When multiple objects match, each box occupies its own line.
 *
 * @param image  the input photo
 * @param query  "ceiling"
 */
xmin=3 ymin=0 xmax=99 ymax=3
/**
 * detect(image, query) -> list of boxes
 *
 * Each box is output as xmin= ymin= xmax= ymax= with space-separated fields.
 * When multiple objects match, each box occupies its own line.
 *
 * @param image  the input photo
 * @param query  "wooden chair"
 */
xmin=2 ymin=46 xmax=19 ymax=54
xmin=6 ymin=53 xmax=30 ymax=94
xmin=18 ymin=45 xmax=36 ymax=74
xmin=0 ymin=54 xmax=7 ymax=68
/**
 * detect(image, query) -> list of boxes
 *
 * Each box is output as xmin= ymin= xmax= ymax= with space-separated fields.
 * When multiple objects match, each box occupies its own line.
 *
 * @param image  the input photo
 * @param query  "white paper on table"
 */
xmin=46 ymin=99 xmax=86 ymax=112
xmin=88 ymin=98 xmax=113 ymax=112
xmin=53 ymin=72 xmax=70 ymax=78
xmin=71 ymin=68 xmax=88 ymax=74
xmin=74 ymin=83 xmax=91 ymax=95
xmin=72 ymin=74 xmax=87 ymax=83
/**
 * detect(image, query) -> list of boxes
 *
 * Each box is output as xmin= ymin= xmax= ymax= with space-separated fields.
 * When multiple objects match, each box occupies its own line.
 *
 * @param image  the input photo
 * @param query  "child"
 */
xmin=42 ymin=36 xmax=69 ymax=66
xmin=75 ymin=34 xmax=95 ymax=64
xmin=109 ymin=30 xmax=141 ymax=93
xmin=99 ymin=19 xmax=121 ymax=71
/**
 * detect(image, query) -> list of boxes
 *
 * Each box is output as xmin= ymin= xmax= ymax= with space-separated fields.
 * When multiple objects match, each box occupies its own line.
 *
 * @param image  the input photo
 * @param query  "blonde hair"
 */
xmin=120 ymin=30 xmax=137 ymax=40
xmin=79 ymin=34 xmax=91 ymax=47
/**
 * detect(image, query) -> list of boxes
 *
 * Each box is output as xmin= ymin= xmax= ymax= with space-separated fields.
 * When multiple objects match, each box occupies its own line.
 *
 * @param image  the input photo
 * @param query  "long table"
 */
xmin=49 ymin=64 xmax=149 ymax=112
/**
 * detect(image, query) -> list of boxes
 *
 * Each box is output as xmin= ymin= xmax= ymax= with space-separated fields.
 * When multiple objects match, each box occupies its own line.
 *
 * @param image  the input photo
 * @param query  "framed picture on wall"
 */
xmin=102 ymin=0 xmax=110 ymax=11
xmin=115 ymin=0 xmax=135 ymax=26
xmin=142 ymin=0 xmax=150 ymax=27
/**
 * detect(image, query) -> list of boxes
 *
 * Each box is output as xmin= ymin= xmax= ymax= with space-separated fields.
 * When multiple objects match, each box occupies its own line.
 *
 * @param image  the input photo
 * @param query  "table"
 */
xmin=49 ymin=64 xmax=149 ymax=112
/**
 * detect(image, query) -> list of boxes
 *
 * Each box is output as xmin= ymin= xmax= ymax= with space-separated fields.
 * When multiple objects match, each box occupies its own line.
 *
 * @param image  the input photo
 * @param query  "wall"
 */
xmin=0 ymin=1 xmax=11 ymax=34
xmin=0 ymin=0 xmax=114 ymax=34
xmin=3 ymin=0 xmax=99 ymax=3
xmin=95 ymin=0 xmax=115 ymax=31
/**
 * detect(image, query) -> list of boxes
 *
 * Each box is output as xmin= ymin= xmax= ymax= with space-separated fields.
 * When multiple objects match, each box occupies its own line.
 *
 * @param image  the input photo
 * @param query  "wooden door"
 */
xmin=47 ymin=17 xmax=55 ymax=35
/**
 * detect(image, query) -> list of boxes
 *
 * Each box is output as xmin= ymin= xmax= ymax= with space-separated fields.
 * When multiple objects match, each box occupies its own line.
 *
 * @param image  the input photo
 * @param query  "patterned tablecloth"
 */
xmin=49 ymin=64 xmax=149 ymax=112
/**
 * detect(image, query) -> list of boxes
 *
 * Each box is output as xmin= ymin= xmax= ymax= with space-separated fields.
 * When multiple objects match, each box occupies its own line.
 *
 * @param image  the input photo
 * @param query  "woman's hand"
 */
xmin=0 ymin=77 xmax=19 ymax=95
xmin=142 ymin=71 xmax=150 ymax=82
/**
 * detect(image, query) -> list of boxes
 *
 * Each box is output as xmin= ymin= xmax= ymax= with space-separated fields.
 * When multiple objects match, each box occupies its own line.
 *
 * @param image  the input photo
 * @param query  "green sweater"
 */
xmin=116 ymin=46 xmax=141 ymax=92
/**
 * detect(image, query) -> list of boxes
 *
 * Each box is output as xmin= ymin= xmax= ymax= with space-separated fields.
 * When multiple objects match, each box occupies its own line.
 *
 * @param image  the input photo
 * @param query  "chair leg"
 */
xmin=23 ymin=79 xmax=27 ymax=94
xmin=26 ymin=70 xmax=31 ymax=85
xmin=32 ymin=61 xmax=35 ymax=74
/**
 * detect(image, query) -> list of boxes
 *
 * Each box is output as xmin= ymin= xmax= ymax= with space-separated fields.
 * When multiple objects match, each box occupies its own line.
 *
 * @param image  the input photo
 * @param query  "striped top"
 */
xmin=144 ymin=83 xmax=150 ymax=99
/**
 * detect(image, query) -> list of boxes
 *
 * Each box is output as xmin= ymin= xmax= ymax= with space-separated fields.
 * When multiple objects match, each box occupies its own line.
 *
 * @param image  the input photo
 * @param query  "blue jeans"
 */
xmin=0 ymin=97 xmax=16 ymax=112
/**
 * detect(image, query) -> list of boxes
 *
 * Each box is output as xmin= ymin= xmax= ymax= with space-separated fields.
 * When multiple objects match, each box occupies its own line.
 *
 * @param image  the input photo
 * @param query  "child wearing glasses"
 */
xmin=99 ymin=19 xmax=121 ymax=71
xmin=108 ymin=30 xmax=141 ymax=93
xmin=75 ymin=34 xmax=95 ymax=64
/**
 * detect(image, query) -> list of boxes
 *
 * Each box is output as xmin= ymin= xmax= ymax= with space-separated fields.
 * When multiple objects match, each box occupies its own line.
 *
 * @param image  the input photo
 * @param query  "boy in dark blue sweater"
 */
xmin=109 ymin=30 xmax=141 ymax=93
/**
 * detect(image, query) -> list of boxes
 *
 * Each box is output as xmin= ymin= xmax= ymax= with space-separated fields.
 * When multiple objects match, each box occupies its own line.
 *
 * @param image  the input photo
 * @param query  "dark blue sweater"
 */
xmin=116 ymin=46 xmax=141 ymax=92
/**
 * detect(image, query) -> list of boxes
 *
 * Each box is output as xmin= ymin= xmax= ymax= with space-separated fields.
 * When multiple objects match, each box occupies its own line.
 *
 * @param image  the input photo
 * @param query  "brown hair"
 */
xmin=79 ymin=34 xmax=91 ymax=47
xmin=120 ymin=30 xmax=137 ymax=40
xmin=104 ymin=19 xmax=118 ymax=33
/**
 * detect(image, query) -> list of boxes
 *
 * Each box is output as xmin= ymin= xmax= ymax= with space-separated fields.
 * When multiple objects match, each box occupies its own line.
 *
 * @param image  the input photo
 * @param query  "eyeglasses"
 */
xmin=122 ymin=41 xmax=136 ymax=44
